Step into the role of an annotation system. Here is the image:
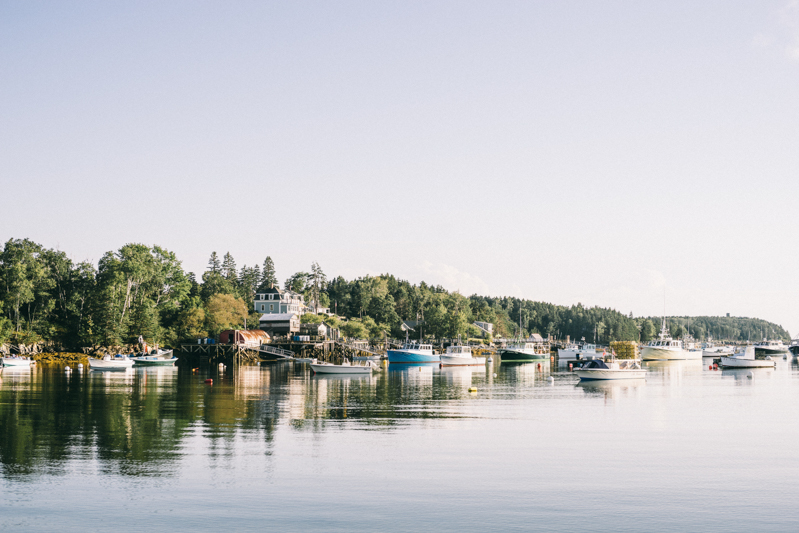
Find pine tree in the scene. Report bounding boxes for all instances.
[222,252,237,282]
[260,256,277,290]
[207,252,221,273]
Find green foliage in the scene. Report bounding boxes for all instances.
[285,272,309,293]
[300,313,325,324]
[204,293,247,335]
[258,256,277,291]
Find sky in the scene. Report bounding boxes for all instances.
[2,1,798,335]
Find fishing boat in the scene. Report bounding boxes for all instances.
[702,341,734,357]
[719,346,776,368]
[557,342,598,361]
[789,339,799,358]
[753,339,789,356]
[310,359,376,374]
[88,354,134,370]
[0,355,32,368]
[498,335,550,362]
[440,345,486,366]
[386,343,439,364]
[573,358,646,380]
[131,355,178,366]
[641,320,699,361]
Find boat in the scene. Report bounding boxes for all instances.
[573,358,646,380]
[1,355,33,368]
[498,335,550,362]
[440,345,486,366]
[310,359,376,374]
[557,342,598,361]
[702,341,734,357]
[131,355,178,366]
[88,354,134,370]
[789,339,799,358]
[641,319,700,361]
[753,339,789,356]
[386,343,439,364]
[719,346,776,368]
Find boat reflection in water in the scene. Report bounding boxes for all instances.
[720,367,775,383]
[576,378,646,399]
[497,360,550,386]
[439,366,484,389]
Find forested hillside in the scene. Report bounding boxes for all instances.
[0,238,790,348]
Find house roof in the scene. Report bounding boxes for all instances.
[259,313,298,321]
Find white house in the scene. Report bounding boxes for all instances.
[254,285,308,315]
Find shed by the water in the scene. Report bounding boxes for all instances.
[219,329,270,348]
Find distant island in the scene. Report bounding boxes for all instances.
[0,238,790,351]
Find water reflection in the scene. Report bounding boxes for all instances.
[576,378,646,399]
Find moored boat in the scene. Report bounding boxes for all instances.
[641,320,699,361]
[753,339,789,356]
[498,335,550,362]
[557,342,598,361]
[440,345,486,366]
[131,355,178,366]
[1,356,33,368]
[573,358,646,380]
[387,343,439,364]
[789,339,799,358]
[310,359,376,374]
[719,346,776,368]
[88,354,134,370]
[702,341,734,357]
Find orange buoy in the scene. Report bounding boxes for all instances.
[550,356,554,362]
[569,363,573,370]
[537,363,542,370]
[709,365,713,370]
[204,378,213,384]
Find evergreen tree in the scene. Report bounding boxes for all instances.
[259,256,277,291]
[222,252,237,283]
[207,252,221,273]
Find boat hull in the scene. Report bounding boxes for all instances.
[641,347,700,361]
[719,357,775,368]
[88,358,134,370]
[574,369,647,380]
[132,357,178,366]
[1,358,32,367]
[557,349,597,361]
[498,349,548,362]
[440,355,486,366]
[754,347,789,355]
[310,363,372,374]
[386,350,439,364]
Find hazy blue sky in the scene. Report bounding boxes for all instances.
[2,1,798,334]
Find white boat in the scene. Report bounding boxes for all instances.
[440,345,486,366]
[88,354,134,370]
[1,356,33,368]
[702,341,734,357]
[719,346,776,368]
[574,358,646,380]
[310,359,376,374]
[641,320,699,361]
[131,355,178,366]
[557,343,598,361]
[753,339,789,355]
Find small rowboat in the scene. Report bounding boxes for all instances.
[310,359,376,375]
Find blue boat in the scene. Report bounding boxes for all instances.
[387,343,439,364]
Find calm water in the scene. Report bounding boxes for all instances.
[2,357,799,532]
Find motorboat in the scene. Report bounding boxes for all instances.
[88,354,134,370]
[557,343,598,361]
[1,355,33,368]
[498,335,550,362]
[387,343,439,364]
[440,345,486,366]
[702,341,734,357]
[573,358,646,380]
[789,339,799,358]
[131,355,178,366]
[753,339,789,356]
[719,346,776,368]
[310,359,376,374]
[641,320,699,361]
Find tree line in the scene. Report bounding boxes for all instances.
[0,238,790,348]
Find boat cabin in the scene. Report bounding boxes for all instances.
[402,343,433,352]
[446,345,472,356]
[647,339,682,348]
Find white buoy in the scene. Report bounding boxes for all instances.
[65,366,71,372]
[77,363,83,369]
[548,376,554,384]
[784,354,788,360]
[487,357,493,363]
[493,373,497,378]
[747,371,754,379]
